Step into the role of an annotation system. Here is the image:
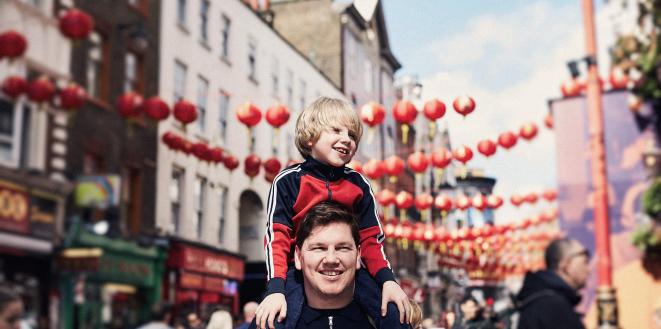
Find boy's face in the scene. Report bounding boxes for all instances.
[309,125,357,167]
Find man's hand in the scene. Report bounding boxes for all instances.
[381,281,410,324]
[255,293,287,329]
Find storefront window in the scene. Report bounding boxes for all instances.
[170,167,184,233]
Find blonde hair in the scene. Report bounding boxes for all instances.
[295,96,363,157]
[409,299,423,329]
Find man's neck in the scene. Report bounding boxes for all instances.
[304,283,354,309]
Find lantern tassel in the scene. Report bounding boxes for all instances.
[272,127,280,151]
[401,124,409,144]
[389,175,398,183]
[428,121,437,140]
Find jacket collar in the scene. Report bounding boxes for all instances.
[299,300,366,325]
[301,157,346,182]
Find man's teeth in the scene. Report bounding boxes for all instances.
[322,271,341,276]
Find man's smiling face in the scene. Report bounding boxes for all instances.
[294,222,360,308]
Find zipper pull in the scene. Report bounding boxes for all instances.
[328,316,333,329]
[325,180,332,200]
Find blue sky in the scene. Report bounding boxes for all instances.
[381,0,615,222]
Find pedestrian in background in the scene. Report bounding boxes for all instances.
[187,312,205,329]
[0,286,23,329]
[516,238,589,329]
[235,302,258,329]
[453,295,496,329]
[206,306,232,329]
[137,302,174,329]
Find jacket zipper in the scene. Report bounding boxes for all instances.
[325,180,332,201]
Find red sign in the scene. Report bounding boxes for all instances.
[0,180,29,234]
[203,276,224,293]
[179,272,204,289]
[168,243,244,280]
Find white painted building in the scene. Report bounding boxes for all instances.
[155,0,346,262]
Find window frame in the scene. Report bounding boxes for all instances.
[174,59,188,101]
[170,166,185,234]
[199,0,210,44]
[196,75,209,133]
[220,14,231,61]
[0,97,25,168]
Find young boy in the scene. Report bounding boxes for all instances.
[255,97,410,329]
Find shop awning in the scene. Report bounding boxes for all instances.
[0,232,52,254]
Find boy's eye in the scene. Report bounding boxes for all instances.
[332,127,341,133]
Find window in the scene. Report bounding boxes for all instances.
[196,76,208,132]
[286,69,293,110]
[218,186,227,243]
[174,60,187,101]
[200,0,209,43]
[220,15,231,59]
[124,52,144,93]
[248,39,257,81]
[271,57,279,97]
[177,0,187,27]
[218,90,230,142]
[0,99,23,166]
[193,176,207,239]
[170,167,184,234]
[364,60,374,93]
[87,31,109,100]
[299,80,306,111]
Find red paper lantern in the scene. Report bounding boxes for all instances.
[363,159,385,180]
[192,142,211,161]
[455,195,472,211]
[58,9,94,39]
[116,91,144,118]
[143,97,170,121]
[453,146,473,164]
[161,132,179,149]
[347,160,363,174]
[384,155,405,178]
[486,195,503,209]
[510,194,524,207]
[395,191,414,209]
[519,123,538,140]
[423,99,446,121]
[0,30,28,59]
[360,102,386,127]
[414,193,433,210]
[265,104,290,128]
[524,193,538,204]
[544,114,553,129]
[497,131,518,149]
[27,76,56,103]
[376,189,396,207]
[472,194,487,211]
[609,67,628,90]
[477,139,497,157]
[434,194,453,212]
[180,140,194,155]
[209,147,224,163]
[263,157,282,175]
[452,95,476,117]
[173,99,198,125]
[542,189,558,202]
[560,78,581,97]
[236,102,262,127]
[223,155,239,171]
[407,151,429,173]
[58,83,86,110]
[431,147,452,169]
[244,154,261,178]
[392,100,417,124]
[1,76,28,98]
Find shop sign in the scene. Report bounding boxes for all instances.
[169,244,244,280]
[179,272,203,289]
[0,180,29,234]
[29,192,57,240]
[98,253,154,286]
[57,256,100,272]
[203,276,224,293]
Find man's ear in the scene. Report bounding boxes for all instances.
[294,246,302,270]
[355,245,361,270]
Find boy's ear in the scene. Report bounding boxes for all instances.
[355,245,361,270]
[294,246,302,270]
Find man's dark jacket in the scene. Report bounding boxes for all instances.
[515,270,585,329]
[249,269,409,329]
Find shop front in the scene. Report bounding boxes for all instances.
[0,172,70,329]
[57,221,166,329]
[165,238,245,320]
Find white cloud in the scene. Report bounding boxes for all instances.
[416,1,616,223]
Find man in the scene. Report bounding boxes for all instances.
[236,302,258,329]
[186,312,204,329]
[516,238,590,329]
[137,303,173,329]
[0,286,22,329]
[452,295,495,329]
[251,201,408,329]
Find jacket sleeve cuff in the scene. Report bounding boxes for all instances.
[265,277,286,295]
[375,268,396,287]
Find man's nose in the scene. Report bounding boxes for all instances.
[323,249,341,263]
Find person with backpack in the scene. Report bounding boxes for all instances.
[515,238,590,329]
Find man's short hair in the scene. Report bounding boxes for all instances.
[0,286,20,312]
[294,96,363,158]
[545,238,576,271]
[150,302,173,321]
[460,294,478,306]
[295,201,360,248]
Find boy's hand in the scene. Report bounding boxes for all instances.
[381,281,410,324]
[256,293,287,329]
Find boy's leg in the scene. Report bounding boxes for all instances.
[354,268,405,328]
